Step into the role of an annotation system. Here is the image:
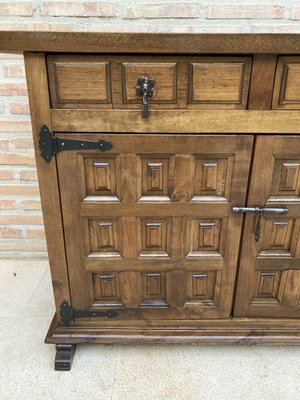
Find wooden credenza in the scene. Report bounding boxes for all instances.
[2,32,300,370]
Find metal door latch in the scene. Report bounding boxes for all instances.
[60,301,119,326]
[232,206,288,241]
[136,77,155,119]
[39,125,113,163]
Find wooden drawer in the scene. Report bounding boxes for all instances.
[273,56,300,109]
[47,55,252,110]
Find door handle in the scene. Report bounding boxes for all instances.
[232,206,289,241]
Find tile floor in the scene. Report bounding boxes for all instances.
[1,258,300,400]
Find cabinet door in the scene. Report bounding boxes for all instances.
[234,136,300,318]
[57,134,253,321]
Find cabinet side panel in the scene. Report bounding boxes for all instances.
[24,52,71,319]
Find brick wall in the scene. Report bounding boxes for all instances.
[0,0,299,258]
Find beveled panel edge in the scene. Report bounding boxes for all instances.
[1,33,300,54]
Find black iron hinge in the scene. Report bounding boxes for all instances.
[39,125,113,163]
[60,301,119,326]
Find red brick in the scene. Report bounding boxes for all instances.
[207,5,284,19]
[0,170,14,180]
[125,3,200,18]
[9,102,30,114]
[0,185,40,196]
[0,121,32,132]
[0,214,43,225]
[19,169,38,181]
[20,200,41,210]
[41,2,116,17]
[14,138,34,149]
[0,154,36,166]
[26,229,45,238]
[0,84,28,96]
[0,3,33,16]
[0,23,75,32]
[251,25,300,33]
[292,8,300,20]
[0,241,47,251]
[3,64,25,78]
[0,200,16,209]
[167,25,243,33]
[0,140,9,150]
[0,228,22,238]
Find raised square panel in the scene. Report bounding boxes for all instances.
[251,271,287,306]
[84,155,120,201]
[88,218,122,258]
[141,272,167,306]
[121,62,178,103]
[191,156,234,201]
[188,57,251,109]
[47,55,112,108]
[260,219,294,255]
[272,57,300,109]
[138,218,171,258]
[270,159,300,199]
[186,271,221,306]
[186,218,224,258]
[92,272,122,304]
[139,155,174,201]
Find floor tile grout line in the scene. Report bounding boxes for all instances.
[110,345,120,400]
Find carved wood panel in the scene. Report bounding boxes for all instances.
[57,134,253,319]
[234,136,300,318]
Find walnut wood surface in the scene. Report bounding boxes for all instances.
[1,32,300,54]
[235,136,300,318]
[50,109,300,133]
[248,54,277,110]
[24,53,71,317]
[56,133,252,319]
[273,56,300,110]
[46,314,300,345]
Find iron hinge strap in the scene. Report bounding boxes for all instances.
[39,125,113,163]
[60,301,119,326]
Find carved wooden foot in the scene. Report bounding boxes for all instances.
[54,344,76,371]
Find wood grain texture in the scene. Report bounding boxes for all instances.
[273,56,300,110]
[188,57,251,109]
[51,109,300,133]
[248,54,277,110]
[47,55,112,109]
[56,133,253,320]
[1,33,300,54]
[24,52,71,318]
[45,314,300,345]
[234,136,300,318]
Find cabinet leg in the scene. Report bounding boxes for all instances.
[54,344,76,371]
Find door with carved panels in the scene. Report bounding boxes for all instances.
[234,136,300,318]
[57,134,253,321]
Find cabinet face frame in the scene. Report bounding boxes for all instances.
[19,34,300,347]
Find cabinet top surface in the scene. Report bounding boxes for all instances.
[1,32,300,54]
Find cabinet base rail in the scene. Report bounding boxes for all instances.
[47,314,300,369]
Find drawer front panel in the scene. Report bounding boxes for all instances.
[47,55,112,108]
[56,134,253,320]
[47,55,252,110]
[188,57,251,108]
[272,56,300,109]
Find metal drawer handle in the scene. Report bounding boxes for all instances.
[136,77,155,119]
[232,206,288,241]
